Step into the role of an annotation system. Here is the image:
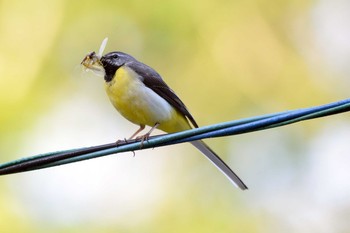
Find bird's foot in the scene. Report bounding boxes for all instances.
[135,133,151,148]
[115,138,128,146]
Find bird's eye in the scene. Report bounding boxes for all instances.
[112,54,119,59]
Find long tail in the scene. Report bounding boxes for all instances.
[190,140,248,190]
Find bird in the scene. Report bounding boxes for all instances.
[81,40,248,190]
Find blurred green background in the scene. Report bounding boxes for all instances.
[1,0,350,232]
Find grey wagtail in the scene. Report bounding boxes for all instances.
[81,38,247,190]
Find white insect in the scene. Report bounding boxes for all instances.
[97,37,108,58]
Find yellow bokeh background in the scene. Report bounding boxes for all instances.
[1,0,350,232]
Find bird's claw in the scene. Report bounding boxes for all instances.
[136,133,151,148]
[115,138,128,146]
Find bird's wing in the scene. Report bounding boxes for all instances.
[128,61,198,128]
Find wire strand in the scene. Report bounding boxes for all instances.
[0,98,349,175]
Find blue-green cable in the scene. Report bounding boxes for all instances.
[0,98,349,175]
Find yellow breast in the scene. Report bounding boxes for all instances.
[104,66,191,133]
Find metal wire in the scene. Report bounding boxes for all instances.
[1,98,349,175]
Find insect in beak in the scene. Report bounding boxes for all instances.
[81,38,108,77]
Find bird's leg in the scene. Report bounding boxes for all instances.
[128,125,146,140]
[116,125,145,146]
[136,122,160,147]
